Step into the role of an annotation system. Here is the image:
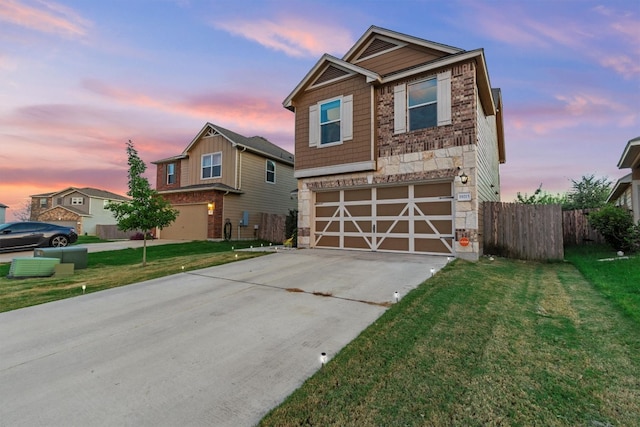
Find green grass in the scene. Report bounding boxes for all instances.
[0,240,269,312]
[564,245,640,323]
[260,254,640,426]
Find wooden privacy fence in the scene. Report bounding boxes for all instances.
[96,225,144,240]
[483,202,564,261]
[257,212,287,243]
[563,209,606,245]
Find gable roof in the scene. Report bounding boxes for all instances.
[606,172,632,203]
[283,54,381,110]
[617,136,640,169]
[342,25,463,63]
[282,26,497,117]
[153,123,294,166]
[31,187,129,200]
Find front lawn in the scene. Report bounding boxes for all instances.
[260,251,640,426]
[0,240,268,313]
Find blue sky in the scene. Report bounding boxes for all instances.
[1,0,638,220]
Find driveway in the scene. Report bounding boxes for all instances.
[0,248,448,426]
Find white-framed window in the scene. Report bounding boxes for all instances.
[39,198,47,207]
[408,78,437,130]
[166,163,176,184]
[266,160,276,183]
[394,70,451,134]
[202,152,222,179]
[71,197,83,205]
[309,94,353,148]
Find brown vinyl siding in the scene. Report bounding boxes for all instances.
[355,45,447,76]
[294,75,373,172]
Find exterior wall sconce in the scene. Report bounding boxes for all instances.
[459,172,469,184]
[207,202,215,215]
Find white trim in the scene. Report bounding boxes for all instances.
[351,35,408,64]
[294,161,376,178]
[265,159,276,184]
[201,151,222,179]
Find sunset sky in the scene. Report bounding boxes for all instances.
[1,0,638,221]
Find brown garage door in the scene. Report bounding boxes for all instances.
[159,204,208,240]
[314,183,454,255]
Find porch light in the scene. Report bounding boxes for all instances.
[459,172,469,184]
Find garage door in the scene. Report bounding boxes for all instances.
[160,205,208,240]
[314,183,454,255]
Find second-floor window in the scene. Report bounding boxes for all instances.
[166,163,176,184]
[71,197,83,205]
[309,95,353,148]
[266,160,276,183]
[202,152,222,179]
[39,198,47,207]
[408,78,437,131]
[394,70,451,134]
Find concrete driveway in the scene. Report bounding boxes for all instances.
[0,248,449,426]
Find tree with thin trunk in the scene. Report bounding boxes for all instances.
[107,140,179,266]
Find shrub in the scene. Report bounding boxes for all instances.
[588,205,639,252]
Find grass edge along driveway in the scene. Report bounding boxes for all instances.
[260,251,640,426]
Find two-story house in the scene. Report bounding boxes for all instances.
[607,136,640,223]
[283,26,506,260]
[30,187,129,235]
[152,123,296,241]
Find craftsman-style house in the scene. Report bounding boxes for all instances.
[152,123,296,241]
[30,187,129,235]
[283,26,506,260]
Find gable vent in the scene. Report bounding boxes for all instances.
[357,38,399,60]
[204,127,220,137]
[313,65,350,85]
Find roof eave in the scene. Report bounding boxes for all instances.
[617,136,640,169]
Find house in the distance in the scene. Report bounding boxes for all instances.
[152,123,296,241]
[283,26,506,260]
[0,203,7,224]
[30,187,129,235]
[608,136,640,223]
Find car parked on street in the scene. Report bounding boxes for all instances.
[0,221,78,252]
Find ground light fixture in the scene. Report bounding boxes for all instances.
[82,285,86,294]
[320,352,328,366]
[393,291,400,303]
[430,267,435,276]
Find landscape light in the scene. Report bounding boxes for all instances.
[320,352,328,366]
[393,291,400,303]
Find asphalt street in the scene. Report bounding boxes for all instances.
[0,247,448,426]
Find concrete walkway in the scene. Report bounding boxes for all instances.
[0,248,449,426]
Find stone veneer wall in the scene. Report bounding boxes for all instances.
[297,144,480,261]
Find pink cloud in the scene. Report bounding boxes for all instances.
[0,0,91,38]
[82,79,295,138]
[213,17,353,57]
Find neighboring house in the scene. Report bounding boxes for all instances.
[152,123,296,240]
[608,136,640,223]
[0,203,7,224]
[30,187,129,235]
[283,26,505,260]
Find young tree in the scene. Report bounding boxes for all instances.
[14,200,32,221]
[107,140,179,266]
[515,184,566,205]
[563,174,611,210]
